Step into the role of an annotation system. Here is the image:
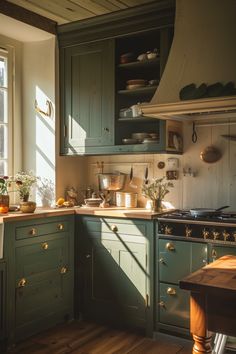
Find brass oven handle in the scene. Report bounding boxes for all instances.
[167,287,176,295]
[18,278,27,288]
[58,223,64,231]
[42,242,49,250]
[164,226,173,235]
[165,242,175,251]
[29,228,37,236]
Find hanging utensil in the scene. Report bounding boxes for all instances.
[144,166,149,184]
[200,145,222,163]
[129,167,137,189]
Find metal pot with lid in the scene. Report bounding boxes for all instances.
[98,173,126,191]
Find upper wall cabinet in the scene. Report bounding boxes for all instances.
[58,1,177,155]
[60,40,114,154]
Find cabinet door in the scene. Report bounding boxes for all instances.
[0,262,5,341]
[62,40,114,153]
[158,239,207,283]
[78,217,152,329]
[209,244,236,262]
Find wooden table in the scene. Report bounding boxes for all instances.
[179,255,236,354]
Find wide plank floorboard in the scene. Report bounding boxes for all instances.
[5,321,193,354]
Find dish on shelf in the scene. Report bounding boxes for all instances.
[142,138,159,144]
[126,84,146,90]
[131,132,150,142]
[122,138,139,145]
[126,79,147,85]
[120,52,135,64]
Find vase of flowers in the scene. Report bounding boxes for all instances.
[14,171,38,213]
[141,176,173,212]
[0,176,10,213]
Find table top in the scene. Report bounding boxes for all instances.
[179,255,236,296]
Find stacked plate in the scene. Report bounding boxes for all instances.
[126,79,147,90]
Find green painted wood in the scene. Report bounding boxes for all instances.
[15,220,69,240]
[62,39,114,152]
[4,215,75,345]
[158,239,206,283]
[208,244,236,263]
[159,283,190,329]
[76,216,153,333]
[0,261,5,341]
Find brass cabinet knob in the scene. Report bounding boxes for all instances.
[29,228,37,236]
[167,287,176,295]
[60,266,68,274]
[159,258,165,264]
[212,231,220,240]
[58,223,64,231]
[111,224,118,232]
[18,278,27,288]
[164,226,173,235]
[158,301,166,308]
[185,226,192,238]
[165,242,175,251]
[42,242,48,250]
[202,228,209,239]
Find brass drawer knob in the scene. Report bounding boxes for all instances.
[60,266,68,274]
[42,242,49,250]
[158,301,166,308]
[58,223,64,231]
[167,287,176,295]
[159,258,165,264]
[165,242,175,251]
[212,249,217,260]
[29,228,37,236]
[18,278,27,288]
[111,224,118,232]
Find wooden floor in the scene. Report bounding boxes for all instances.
[4,321,193,354]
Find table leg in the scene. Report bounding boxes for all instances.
[190,292,213,354]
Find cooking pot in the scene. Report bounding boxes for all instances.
[189,205,229,217]
[98,173,126,191]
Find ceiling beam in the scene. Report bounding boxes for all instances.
[0,0,57,34]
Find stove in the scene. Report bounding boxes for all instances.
[158,210,236,244]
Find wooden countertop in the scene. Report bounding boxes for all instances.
[180,255,236,296]
[0,206,169,223]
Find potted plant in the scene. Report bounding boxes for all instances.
[141,176,173,212]
[14,171,38,213]
[0,176,11,213]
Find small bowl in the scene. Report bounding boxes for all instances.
[122,138,138,145]
[131,132,149,142]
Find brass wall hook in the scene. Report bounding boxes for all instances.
[35,99,53,118]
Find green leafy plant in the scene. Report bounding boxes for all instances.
[141,176,173,201]
[0,176,11,195]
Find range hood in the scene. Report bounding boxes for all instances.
[141,0,236,119]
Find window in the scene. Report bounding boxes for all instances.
[0,48,11,175]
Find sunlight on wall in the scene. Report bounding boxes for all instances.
[35,86,55,206]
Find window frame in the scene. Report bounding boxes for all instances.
[0,46,13,176]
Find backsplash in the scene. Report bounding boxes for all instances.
[86,118,236,211]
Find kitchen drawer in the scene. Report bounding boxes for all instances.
[158,283,190,329]
[15,220,68,240]
[82,217,147,237]
[158,239,207,284]
[15,236,68,279]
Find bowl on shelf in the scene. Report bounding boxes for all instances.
[131,132,150,142]
[122,138,139,145]
[120,52,135,64]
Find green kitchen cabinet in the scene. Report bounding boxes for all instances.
[58,2,177,156]
[156,238,207,333]
[76,216,153,334]
[0,261,5,342]
[60,39,115,155]
[4,215,74,344]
